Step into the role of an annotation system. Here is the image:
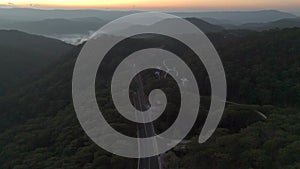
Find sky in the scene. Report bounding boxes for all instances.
[1,0,300,13]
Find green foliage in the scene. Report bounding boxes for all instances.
[214,28,300,106]
[0,30,73,96]
[172,108,300,169]
[0,28,300,168]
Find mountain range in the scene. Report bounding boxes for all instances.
[0,8,299,44]
[0,8,297,25]
[0,28,299,169]
[0,17,106,35]
[236,17,300,31]
[0,8,300,169]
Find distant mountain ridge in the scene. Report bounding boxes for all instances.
[0,17,106,35]
[174,10,297,24]
[0,8,296,25]
[96,17,224,37]
[0,8,135,21]
[238,17,300,31]
[0,8,297,44]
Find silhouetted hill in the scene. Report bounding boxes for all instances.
[185,17,224,32]
[200,17,233,26]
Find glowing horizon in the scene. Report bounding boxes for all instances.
[1,0,300,10]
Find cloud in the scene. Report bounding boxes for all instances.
[0,2,15,8]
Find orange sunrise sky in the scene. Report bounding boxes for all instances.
[1,0,300,11]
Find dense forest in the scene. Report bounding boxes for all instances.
[0,27,299,169]
[0,30,73,96]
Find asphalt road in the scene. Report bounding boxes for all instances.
[134,75,162,169]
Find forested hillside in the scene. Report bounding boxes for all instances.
[0,28,299,169]
[0,30,73,95]
[213,28,300,106]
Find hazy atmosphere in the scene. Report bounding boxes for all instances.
[0,0,300,14]
[0,1,299,169]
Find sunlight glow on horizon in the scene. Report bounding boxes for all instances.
[1,0,300,10]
